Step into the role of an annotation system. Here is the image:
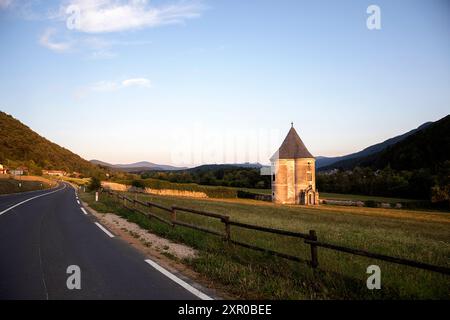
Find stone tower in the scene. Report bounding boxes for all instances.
[271,124,319,205]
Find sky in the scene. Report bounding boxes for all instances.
[0,0,449,166]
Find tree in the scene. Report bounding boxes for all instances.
[88,176,101,191]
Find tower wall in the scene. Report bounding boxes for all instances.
[272,158,317,205]
[272,159,295,204]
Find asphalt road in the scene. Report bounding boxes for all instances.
[0,183,206,300]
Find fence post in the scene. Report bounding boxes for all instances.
[171,207,177,228]
[223,217,231,242]
[309,230,319,269]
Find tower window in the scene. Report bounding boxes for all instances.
[272,174,276,182]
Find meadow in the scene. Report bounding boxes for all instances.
[109,177,424,206]
[81,190,450,299]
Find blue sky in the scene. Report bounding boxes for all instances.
[0,0,449,166]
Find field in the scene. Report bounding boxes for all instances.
[109,178,427,206]
[0,175,54,194]
[81,190,450,299]
[60,176,90,186]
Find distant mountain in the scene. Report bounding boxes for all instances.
[0,111,102,175]
[90,160,187,172]
[317,121,433,168]
[186,163,263,173]
[90,159,112,167]
[90,160,263,173]
[321,115,450,171]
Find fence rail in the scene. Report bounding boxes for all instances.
[103,189,450,276]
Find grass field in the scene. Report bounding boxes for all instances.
[108,178,426,206]
[81,190,450,299]
[0,176,53,194]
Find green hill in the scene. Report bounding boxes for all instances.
[322,115,450,171]
[317,115,450,204]
[0,111,102,176]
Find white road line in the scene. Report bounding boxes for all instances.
[80,207,88,215]
[77,200,80,205]
[0,184,66,216]
[144,259,213,300]
[95,222,114,238]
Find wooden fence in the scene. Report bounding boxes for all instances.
[103,189,450,276]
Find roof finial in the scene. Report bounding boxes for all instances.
[291,121,293,128]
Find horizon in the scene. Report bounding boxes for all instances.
[2,108,446,168]
[1,0,449,166]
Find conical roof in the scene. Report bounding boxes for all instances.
[271,126,313,161]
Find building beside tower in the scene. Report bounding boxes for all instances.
[270,124,319,205]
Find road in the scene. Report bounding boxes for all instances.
[0,183,209,300]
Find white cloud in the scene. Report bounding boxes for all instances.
[61,0,203,33]
[122,78,151,88]
[38,28,72,52]
[38,27,153,55]
[88,77,151,93]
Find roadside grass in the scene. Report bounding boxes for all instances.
[80,191,450,299]
[0,178,52,194]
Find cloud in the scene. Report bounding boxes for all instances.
[38,28,72,52]
[88,77,152,93]
[122,78,151,88]
[38,28,153,56]
[61,0,204,33]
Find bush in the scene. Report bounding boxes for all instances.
[88,176,101,191]
[131,179,145,189]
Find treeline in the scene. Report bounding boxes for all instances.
[317,162,450,205]
[140,167,270,189]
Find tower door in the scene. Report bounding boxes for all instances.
[309,193,312,205]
